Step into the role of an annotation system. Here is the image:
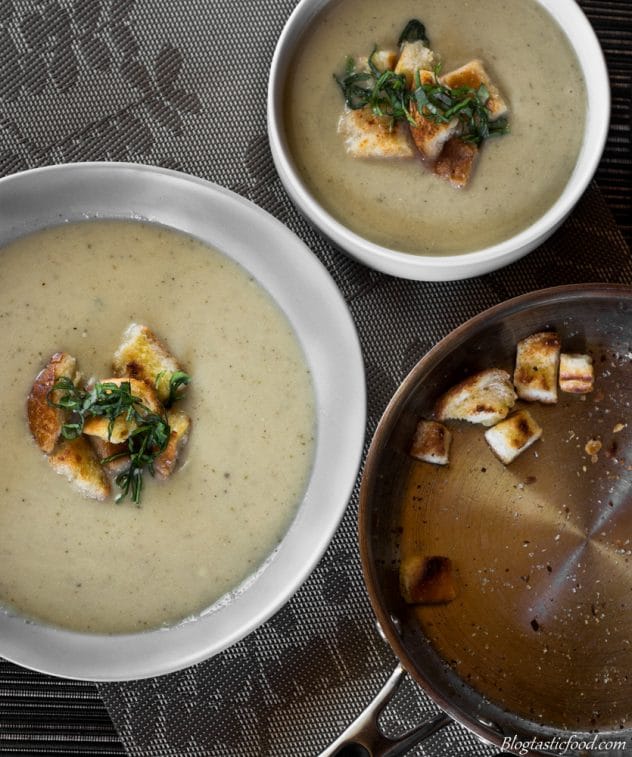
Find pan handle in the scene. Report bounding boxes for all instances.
[320,665,452,757]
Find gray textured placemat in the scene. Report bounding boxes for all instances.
[1,0,631,755]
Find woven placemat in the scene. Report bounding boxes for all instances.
[0,0,631,754]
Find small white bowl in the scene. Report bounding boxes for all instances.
[268,0,610,281]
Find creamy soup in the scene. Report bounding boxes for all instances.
[284,0,586,255]
[0,220,315,634]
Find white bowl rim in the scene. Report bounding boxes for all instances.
[0,161,366,681]
[267,0,611,281]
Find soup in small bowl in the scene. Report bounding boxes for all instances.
[268,0,610,280]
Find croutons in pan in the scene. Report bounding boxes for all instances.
[359,285,632,747]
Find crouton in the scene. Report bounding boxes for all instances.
[48,436,111,501]
[433,137,479,188]
[559,353,594,394]
[27,352,78,454]
[337,49,414,159]
[484,409,542,464]
[400,554,457,604]
[409,420,451,465]
[408,91,460,162]
[88,436,130,476]
[395,40,435,89]
[82,378,163,444]
[154,409,191,480]
[356,49,399,73]
[514,332,561,404]
[113,323,185,404]
[337,107,415,159]
[435,368,517,427]
[441,59,508,122]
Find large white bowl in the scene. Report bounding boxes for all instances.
[0,162,366,681]
[268,0,610,281]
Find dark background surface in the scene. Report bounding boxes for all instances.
[0,0,630,754]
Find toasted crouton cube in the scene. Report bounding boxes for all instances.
[433,138,479,188]
[410,420,452,465]
[408,98,459,162]
[154,409,191,480]
[395,40,435,89]
[88,436,130,476]
[441,60,508,121]
[355,49,399,73]
[83,378,163,444]
[435,368,517,427]
[514,332,561,403]
[113,323,185,404]
[400,555,457,604]
[48,437,111,501]
[484,409,542,464]
[337,49,414,159]
[27,352,78,454]
[559,353,594,394]
[337,107,415,159]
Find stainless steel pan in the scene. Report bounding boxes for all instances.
[328,284,632,756]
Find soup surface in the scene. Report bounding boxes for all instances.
[0,220,315,633]
[284,0,586,255]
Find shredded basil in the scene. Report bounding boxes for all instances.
[334,20,509,145]
[48,377,182,505]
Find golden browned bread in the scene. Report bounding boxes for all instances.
[435,368,517,427]
[409,419,451,465]
[441,59,508,121]
[27,352,78,454]
[113,323,184,404]
[484,409,543,464]
[48,436,111,501]
[400,554,457,604]
[514,331,561,403]
[337,107,415,159]
[82,378,163,443]
[559,353,594,394]
[356,49,399,73]
[88,436,130,476]
[394,40,435,89]
[154,409,191,480]
[408,70,460,162]
[433,138,479,188]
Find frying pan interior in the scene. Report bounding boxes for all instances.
[360,285,632,752]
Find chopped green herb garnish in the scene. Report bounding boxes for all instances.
[398,19,429,46]
[165,370,192,407]
[48,377,173,505]
[334,20,509,145]
[413,68,509,145]
[335,48,415,128]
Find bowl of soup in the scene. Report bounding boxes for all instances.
[268,0,610,280]
[0,162,366,680]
